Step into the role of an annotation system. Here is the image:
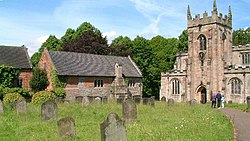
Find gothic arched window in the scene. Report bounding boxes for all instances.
[171,79,181,95]
[230,78,241,94]
[199,34,206,50]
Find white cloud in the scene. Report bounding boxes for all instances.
[103,31,117,44]
[25,35,49,56]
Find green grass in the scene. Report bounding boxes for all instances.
[0,101,233,141]
[225,103,250,112]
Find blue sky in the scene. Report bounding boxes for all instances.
[0,0,249,56]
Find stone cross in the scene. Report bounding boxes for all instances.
[82,96,90,106]
[41,100,57,121]
[16,99,27,113]
[57,117,76,138]
[122,99,137,123]
[167,98,174,106]
[100,113,127,141]
[0,100,3,113]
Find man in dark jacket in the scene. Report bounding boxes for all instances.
[211,93,216,108]
[216,91,222,108]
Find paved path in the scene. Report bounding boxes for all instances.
[221,108,250,141]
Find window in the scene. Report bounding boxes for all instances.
[242,53,250,64]
[199,34,206,50]
[17,78,23,88]
[94,80,103,87]
[230,78,241,94]
[171,79,181,95]
[128,80,136,87]
[43,63,46,70]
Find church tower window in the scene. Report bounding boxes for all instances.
[230,78,241,94]
[171,79,181,95]
[242,53,250,64]
[199,34,207,50]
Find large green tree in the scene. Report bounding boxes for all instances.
[233,27,250,46]
[110,36,133,56]
[178,29,188,51]
[29,67,48,92]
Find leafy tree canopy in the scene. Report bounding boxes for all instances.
[233,27,250,46]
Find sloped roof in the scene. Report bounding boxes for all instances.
[0,45,32,69]
[48,51,142,78]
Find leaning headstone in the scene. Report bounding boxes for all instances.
[100,113,127,141]
[57,117,76,138]
[247,96,250,109]
[0,100,3,113]
[102,96,108,104]
[122,99,137,123]
[41,100,57,121]
[75,96,83,104]
[161,96,167,102]
[16,99,27,113]
[82,96,90,106]
[189,99,197,106]
[167,98,174,106]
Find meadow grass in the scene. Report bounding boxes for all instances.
[0,101,233,141]
[225,103,250,112]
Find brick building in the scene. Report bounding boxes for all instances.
[39,49,142,100]
[0,45,32,90]
[160,0,250,104]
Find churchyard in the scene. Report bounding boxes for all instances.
[0,99,234,141]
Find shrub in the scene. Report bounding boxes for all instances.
[31,91,56,104]
[0,65,20,88]
[0,87,31,100]
[3,93,24,104]
[30,67,48,92]
[53,88,66,98]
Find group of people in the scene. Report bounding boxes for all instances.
[211,91,225,108]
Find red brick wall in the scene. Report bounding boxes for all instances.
[39,49,53,91]
[84,77,113,87]
[19,69,32,90]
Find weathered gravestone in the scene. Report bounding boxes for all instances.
[57,117,76,138]
[133,95,141,104]
[100,113,127,141]
[149,97,155,107]
[41,100,57,121]
[142,98,148,105]
[55,97,64,103]
[161,96,166,102]
[75,96,83,104]
[117,97,124,104]
[102,96,108,104]
[16,99,27,113]
[122,99,137,123]
[82,96,90,106]
[167,98,174,106]
[0,100,3,113]
[247,96,250,109]
[189,99,197,106]
[94,97,102,104]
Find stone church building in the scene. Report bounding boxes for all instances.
[160,0,250,104]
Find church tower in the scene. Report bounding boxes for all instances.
[186,0,232,103]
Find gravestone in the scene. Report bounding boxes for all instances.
[149,97,155,107]
[247,96,250,109]
[142,98,148,105]
[16,99,27,113]
[117,98,124,104]
[100,113,127,141]
[161,96,166,102]
[57,117,76,138]
[55,97,64,103]
[167,98,174,106]
[82,96,90,106]
[133,95,141,104]
[189,99,197,106]
[102,96,108,104]
[122,99,137,123]
[94,97,102,104]
[228,100,233,104]
[0,100,3,113]
[75,96,83,103]
[41,100,57,121]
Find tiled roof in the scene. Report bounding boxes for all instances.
[48,51,142,77]
[0,45,32,69]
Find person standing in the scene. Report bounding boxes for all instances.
[216,91,222,108]
[211,93,216,108]
[221,95,225,108]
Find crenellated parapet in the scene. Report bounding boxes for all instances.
[187,0,232,28]
[232,44,250,51]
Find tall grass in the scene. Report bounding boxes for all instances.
[0,101,233,141]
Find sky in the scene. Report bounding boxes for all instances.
[0,0,249,56]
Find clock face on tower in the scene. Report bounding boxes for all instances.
[199,52,205,61]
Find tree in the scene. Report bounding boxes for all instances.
[29,67,48,92]
[233,27,250,46]
[0,65,19,88]
[178,29,188,51]
[110,36,133,56]
[61,28,75,45]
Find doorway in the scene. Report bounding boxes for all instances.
[200,87,207,104]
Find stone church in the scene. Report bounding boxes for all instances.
[160,0,250,104]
